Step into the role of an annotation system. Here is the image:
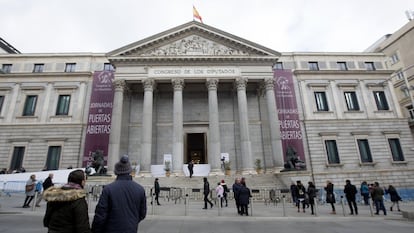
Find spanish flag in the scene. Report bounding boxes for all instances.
[193,5,203,23]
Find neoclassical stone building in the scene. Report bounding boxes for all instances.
[1,22,413,187]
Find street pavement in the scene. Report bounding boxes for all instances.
[1,192,414,233]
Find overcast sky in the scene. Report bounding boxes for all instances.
[1,0,412,53]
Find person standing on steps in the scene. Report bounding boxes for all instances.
[307,181,317,215]
[344,179,358,215]
[221,179,229,207]
[232,177,242,214]
[202,177,213,209]
[152,178,161,205]
[188,160,194,178]
[325,180,336,214]
[360,181,370,205]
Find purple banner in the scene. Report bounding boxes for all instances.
[273,69,306,165]
[82,71,115,167]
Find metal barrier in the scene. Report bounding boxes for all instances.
[1,181,26,196]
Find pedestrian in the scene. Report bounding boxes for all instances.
[372,182,387,215]
[35,173,54,207]
[22,174,36,208]
[34,179,42,207]
[202,177,214,209]
[232,177,242,214]
[216,182,224,207]
[290,181,298,207]
[43,169,90,233]
[385,185,401,212]
[307,181,316,215]
[325,180,336,214]
[92,155,147,233]
[237,178,251,216]
[296,180,306,213]
[152,178,161,205]
[360,181,370,205]
[343,179,358,215]
[188,160,194,178]
[221,179,229,207]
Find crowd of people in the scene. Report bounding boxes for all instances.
[14,161,405,232]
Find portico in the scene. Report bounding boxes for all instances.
[106,21,284,176]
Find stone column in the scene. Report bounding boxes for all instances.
[141,78,155,173]
[206,78,221,173]
[264,78,284,169]
[172,78,184,174]
[107,79,126,174]
[235,77,253,172]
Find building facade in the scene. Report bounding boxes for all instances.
[1,22,413,188]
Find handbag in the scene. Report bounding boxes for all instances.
[25,184,34,192]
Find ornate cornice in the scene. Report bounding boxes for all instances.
[113,79,127,91]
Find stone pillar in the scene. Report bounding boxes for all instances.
[107,79,126,174]
[235,77,253,172]
[206,78,221,173]
[141,78,155,173]
[264,78,284,169]
[172,78,184,174]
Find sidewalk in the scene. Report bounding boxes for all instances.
[2,192,413,220]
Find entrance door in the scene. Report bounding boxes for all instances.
[186,133,207,164]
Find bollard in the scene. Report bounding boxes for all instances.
[314,198,318,217]
[369,199,374,217]
[218,196,221,216]
[32,191,38,211]
[152,193,155,215]
[185,194,189,216]
[340,195,346,216]
[282,195,286,217]
[250,197,253,217]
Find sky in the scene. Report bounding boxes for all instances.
[1,0,413,53]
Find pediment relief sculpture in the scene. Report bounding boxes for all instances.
[140,35,249,56]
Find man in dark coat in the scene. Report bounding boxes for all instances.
[343,179,358,215]
[152,178,161,205]
[187,160,194,178]
[237,178,251,216]
[232,177,242,214]
[35,173,54,207]
[92,155,147,233]
[202,177,214,209]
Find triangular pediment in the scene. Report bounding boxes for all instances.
[107,21,280,62]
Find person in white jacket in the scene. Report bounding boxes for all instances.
[215,182,224,207]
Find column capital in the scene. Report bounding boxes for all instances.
[264,77,276,90]
[143,78,156,91]
[235,77,248,91]
[206,78,219,90]
[172,78,185,91]
[113,79,127,91]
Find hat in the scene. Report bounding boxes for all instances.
[114,155,132,175]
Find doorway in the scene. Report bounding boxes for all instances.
[186,133,207,164]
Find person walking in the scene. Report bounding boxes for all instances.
[325,180,336,214]
[43,169,90,233]
[360,181,370,205]
[344,179,358,215]
[22,174,36,208]
[307,181,317,215]
[92,155,147,233]
[152,178,161,205]
[187,160,194,178]
[35,173,54,207]
[221,179,229,207]
[290,182,298,207]
[202,177,214,209]
[385,185,402,212]
[215,182,224,207]
[296,180,306,213]
[232,177,242,214]
[237,178,251,216]
[372,182,387,215]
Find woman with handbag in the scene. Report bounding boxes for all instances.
[325,180,336,214]
[22,174,36,208]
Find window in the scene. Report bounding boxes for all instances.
[357,139,373,163]
[56,95,71,115]
[314,92,329,111]
[407,105,414,120]
[402,88,410,98]
[388,138,404,161]
[325,140,340,164]
[46,146,61,170]
[65,63,76,72]
[308,62,319,71]
[395,70,404,80]
[344,92,360,111]
[1,64,12,73]
[10,146,25,170]
[33,63,44,73]
[0,95,4,113]
[365,62,376,71]
[23,95,38,116]
[273,62,284,70]
[103,63,114,71]
[373,91,389,110]
[337,62,348,71]
[390,53,399,64]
